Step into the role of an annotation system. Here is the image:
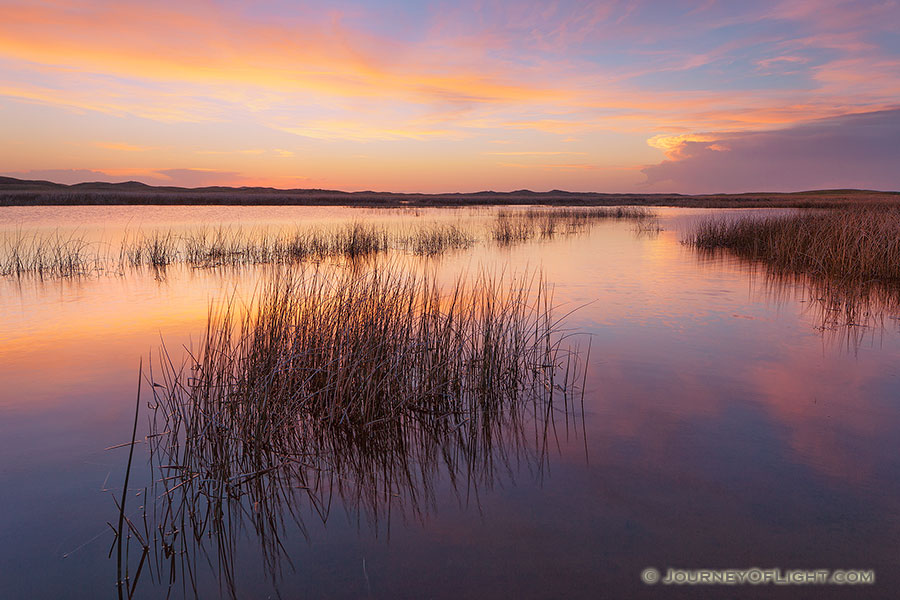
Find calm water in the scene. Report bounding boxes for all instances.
[1,206,899,599]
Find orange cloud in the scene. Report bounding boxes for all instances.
[276,120,464,142]
[647,133,720,159]
[94,142,156,152]
[2,0,899,191]
[482,151,587,156]
[0,2,567,111]
[497,162,601,171]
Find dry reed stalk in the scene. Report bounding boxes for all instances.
[126,262,587,597]
[0,228,104,278]
[492,206,657,244]
[3,207,658,277]
[687,207,900,281]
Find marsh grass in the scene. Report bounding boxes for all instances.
[492,212,536,245]
[1,223,402,278]
[688,207,900,336]
[2,207,657,278]
[178,223,389,267]
[527,206,656,221]
[688,207,900,281]
[120,263,587,597]
[0,228,105,277]
[397,224,475,256]
[120,230,179,269]
[130,223,391,270]
[492,206,656,245]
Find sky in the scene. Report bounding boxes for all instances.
[1,0,899,193]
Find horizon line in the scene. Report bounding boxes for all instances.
[2,175,898,197]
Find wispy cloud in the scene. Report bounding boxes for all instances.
[94,142,156,152]
[482,151,587,156]
[276,120,464,142]
[497,162,601,171]
[194,149,266,156]
[1,0,899,191]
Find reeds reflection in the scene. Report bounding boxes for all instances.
[689,248,900,350]
[759,271,900,350]
[687,207,900,348]
[119,263,588,598]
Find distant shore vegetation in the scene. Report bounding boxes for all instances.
[1,176,898,208]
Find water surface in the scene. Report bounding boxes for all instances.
[1,206,898,599]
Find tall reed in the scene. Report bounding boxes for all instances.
[493,206,656,244]
[397,224,475,256]
[2,207,658,278]
[0,229,104,277]
[120,230,178,268]
[127,263,587,597]
[687,207,900,281]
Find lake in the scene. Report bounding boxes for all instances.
[1,205,898,599]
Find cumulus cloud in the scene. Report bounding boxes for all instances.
[641,109,900,193]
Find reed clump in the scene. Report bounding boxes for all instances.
[2,222,473,277]
[687,207,900,282]
[329,222,390,258]
[121,230,178,268]
[0,229,103,277]
[492,212,536,245]
[397,224,475,256]
[178,223,389,267]
[688,207,900,337]
[131,263,586,596]
[521,206,655,222]
[149,264,579,471]
[492,206,656,244]
[2,207,658,278]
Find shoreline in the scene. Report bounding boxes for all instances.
[2,189,899,209]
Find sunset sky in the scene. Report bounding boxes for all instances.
[1,0,898,193]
